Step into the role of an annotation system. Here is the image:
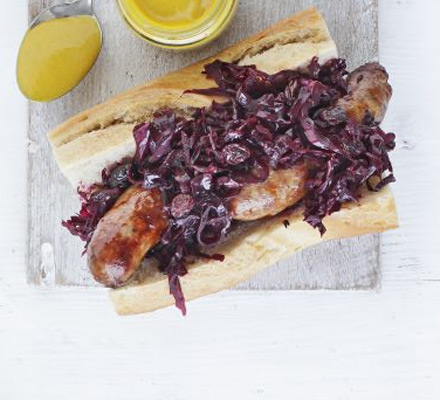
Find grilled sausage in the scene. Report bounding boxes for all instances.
[88,186,168,287]
[231,63,392,221]
[229,165,308,221]
[321,62,392,124]
[88,62,392,283]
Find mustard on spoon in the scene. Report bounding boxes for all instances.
[17,0,102,102]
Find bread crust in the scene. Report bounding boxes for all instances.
[48,7,337,185]
[111,186,398,315]
[47,7,398,315]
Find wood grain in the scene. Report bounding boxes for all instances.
[27,0,379,289]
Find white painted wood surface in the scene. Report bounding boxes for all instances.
[1,0,440,399]
[27,0,381,290]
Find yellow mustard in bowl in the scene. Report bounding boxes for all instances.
[17,15,102,102]
[117,0,238,49]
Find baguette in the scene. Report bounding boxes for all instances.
[48,7,398,315]
[112,186,397,315]
[48,7,337,185]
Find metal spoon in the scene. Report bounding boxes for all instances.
[30,0,99,29]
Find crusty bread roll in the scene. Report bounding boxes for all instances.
[48,7,337,185]
[111,186,397,315]
[48,8,398,315]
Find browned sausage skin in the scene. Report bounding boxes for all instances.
[321,62,392,124]
[88,186,168,287]
[229,164,308,221]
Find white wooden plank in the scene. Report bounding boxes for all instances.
[0,283,439,400]
[378,0,440,283]
[0,0,28,290]
[27,0,381,290]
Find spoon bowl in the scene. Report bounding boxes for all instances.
[17,0,103,102]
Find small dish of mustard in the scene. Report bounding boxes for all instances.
[117,0,238,49]
[16,0,102,102]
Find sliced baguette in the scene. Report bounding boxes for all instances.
[47,7,398,316]
[111,186,397,315]
[48,7,337,185]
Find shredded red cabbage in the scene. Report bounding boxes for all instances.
[63,58,395,313]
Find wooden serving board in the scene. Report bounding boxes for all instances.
[28,0,379,289]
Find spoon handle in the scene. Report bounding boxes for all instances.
[50,0,93,19]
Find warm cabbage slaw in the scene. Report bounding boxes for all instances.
[63,58,396,314]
